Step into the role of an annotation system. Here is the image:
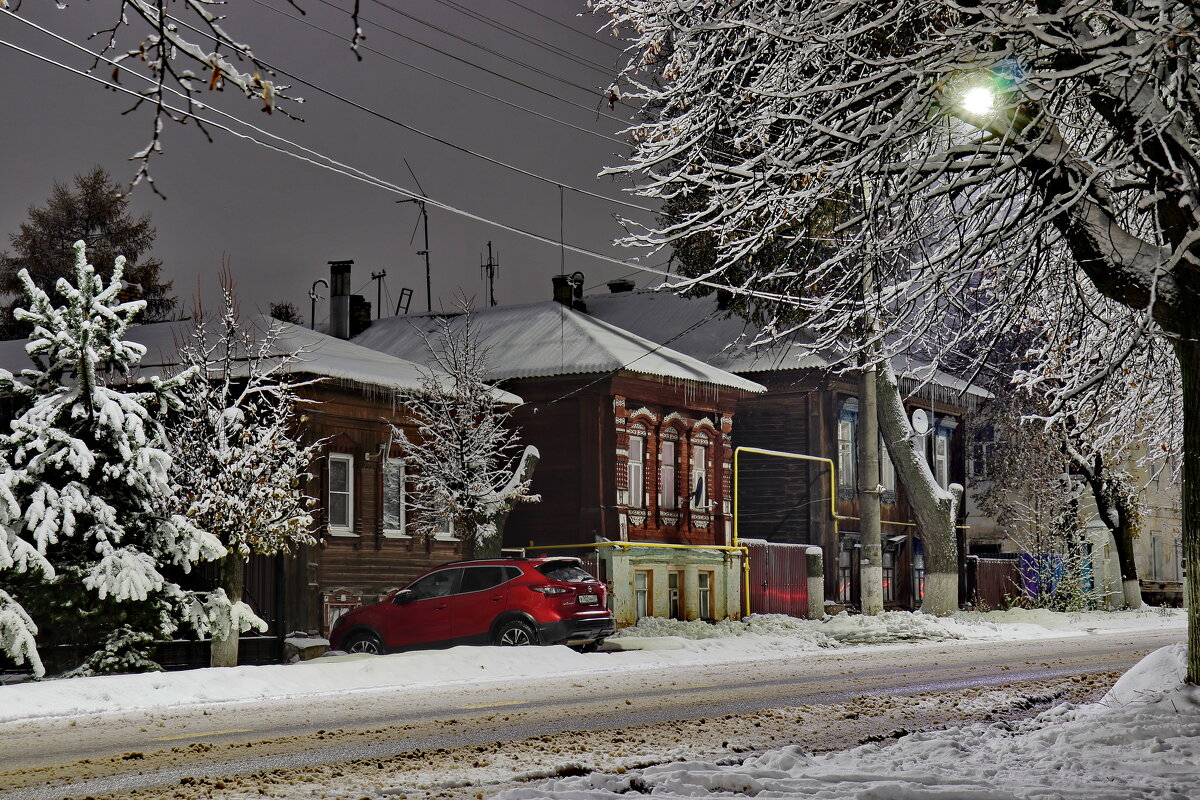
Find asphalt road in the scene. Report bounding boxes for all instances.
[0,627,1182,799]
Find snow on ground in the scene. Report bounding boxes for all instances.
[0,608,1184,724]
[492,642,1200,800]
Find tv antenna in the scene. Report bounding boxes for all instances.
[480,241,499,307]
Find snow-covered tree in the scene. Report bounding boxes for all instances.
[397,305,539,560]
[0,242,232,677]
[596,1,1200,672]
[168,288,322,667]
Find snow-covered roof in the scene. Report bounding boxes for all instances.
[352,301,766,394]
[0,315,522,404]
[582,290,990,402]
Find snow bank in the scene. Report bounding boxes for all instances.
[0,609,1182,724]
[493,644,1200,800]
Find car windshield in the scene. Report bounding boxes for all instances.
[537,562,595,583]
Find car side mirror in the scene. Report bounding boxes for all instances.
[393,589,414,605]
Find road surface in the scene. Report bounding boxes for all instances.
[0,627,1180,799]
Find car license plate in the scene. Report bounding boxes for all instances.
[577,593,599,605]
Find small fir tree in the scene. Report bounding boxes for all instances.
[0,242,234,677]
[397,305,539,559]
[168,288,322,667]
[1,168,177,336]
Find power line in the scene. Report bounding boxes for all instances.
[108,1,658,215]
[0,22,816,305]
[240,0,627,146]
[424,0,617,79]
[360,0,629,108]
[496,0,625,53]
[301,0,633,127]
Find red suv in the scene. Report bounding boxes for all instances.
[328,557,614,654]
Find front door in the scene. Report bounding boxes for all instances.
[382,567,461,649]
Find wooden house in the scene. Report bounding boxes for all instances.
[353,290,766,626]
[0,313,521,657]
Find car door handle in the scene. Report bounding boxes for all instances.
[491,595,502,602]
[435,604,448,611]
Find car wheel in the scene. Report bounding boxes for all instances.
[343,631,384,655]
[494,619,536,647]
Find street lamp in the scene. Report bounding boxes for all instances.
[960,85,995,117]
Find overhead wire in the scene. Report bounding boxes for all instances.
[423,0,617,78]
[360,0,630,107]
[125,1,662,216]
[496,0,626,53]
[0,28,805,307]
[299,0,634,127]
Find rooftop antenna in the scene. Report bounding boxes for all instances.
[308,279,328,330]
[396,159,432,313]
[370,270,387,319]
[480,241,499,307]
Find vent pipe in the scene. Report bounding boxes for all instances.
[329,260,353,339]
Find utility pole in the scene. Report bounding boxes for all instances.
[398,199,431,313]
[308,279,328,331]
[371,270,387,319]
[480,241,499,307]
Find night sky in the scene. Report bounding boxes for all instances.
[0,1,660,326]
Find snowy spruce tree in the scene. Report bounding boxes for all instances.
[0,242,232,677]
[168,288,322,667]
[397,305,539,559]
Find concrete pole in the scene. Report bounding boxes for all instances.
[806,546,825,619]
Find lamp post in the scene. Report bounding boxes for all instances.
[397,198,431,313]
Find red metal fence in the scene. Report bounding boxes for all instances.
[968,555,1023,610]
[745,539,810,617]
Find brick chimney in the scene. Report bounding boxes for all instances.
[552,272,587,312]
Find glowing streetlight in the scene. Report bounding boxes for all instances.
[960,85,995,116]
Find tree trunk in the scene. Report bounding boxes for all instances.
[1075,453,1143,609]
[470,446,541,561]
[1175,337,1200,684]
[858,363,883,615]
[875,362,962,616]
[210,551,245,668]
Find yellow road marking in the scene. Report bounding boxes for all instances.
[461,700,527,710]
[152,728,252,742]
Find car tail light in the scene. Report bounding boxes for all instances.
[529,585,570,595]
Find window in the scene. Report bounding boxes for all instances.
[634,570,652,619]
[327,453,354,534]
[837,399,858,493]
[407,568,461,600]
[698,571,712,619]
[660,439,678,510]
[459,566,515,593]
[934,429,951,489]
[879,436,896,496]
[433,501,456,541]
[536,562,595,582]
[690,443,708,510]
[882,549,896,603]
[628,434,645,509]
[667,570,682,618]
[382,458,406,537]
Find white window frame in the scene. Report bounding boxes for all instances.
[934,429,951,489]
[327,453,355,536]
[698,571,712,619]
[837,418,856,491]
[382,457,407,538]
[879,435,897,494]
[690,443,708,510]
[432,499,458,541]
[660,439,678,510]
[667,570,682,619]
[634,569,651,620]
[628,434,646,509]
